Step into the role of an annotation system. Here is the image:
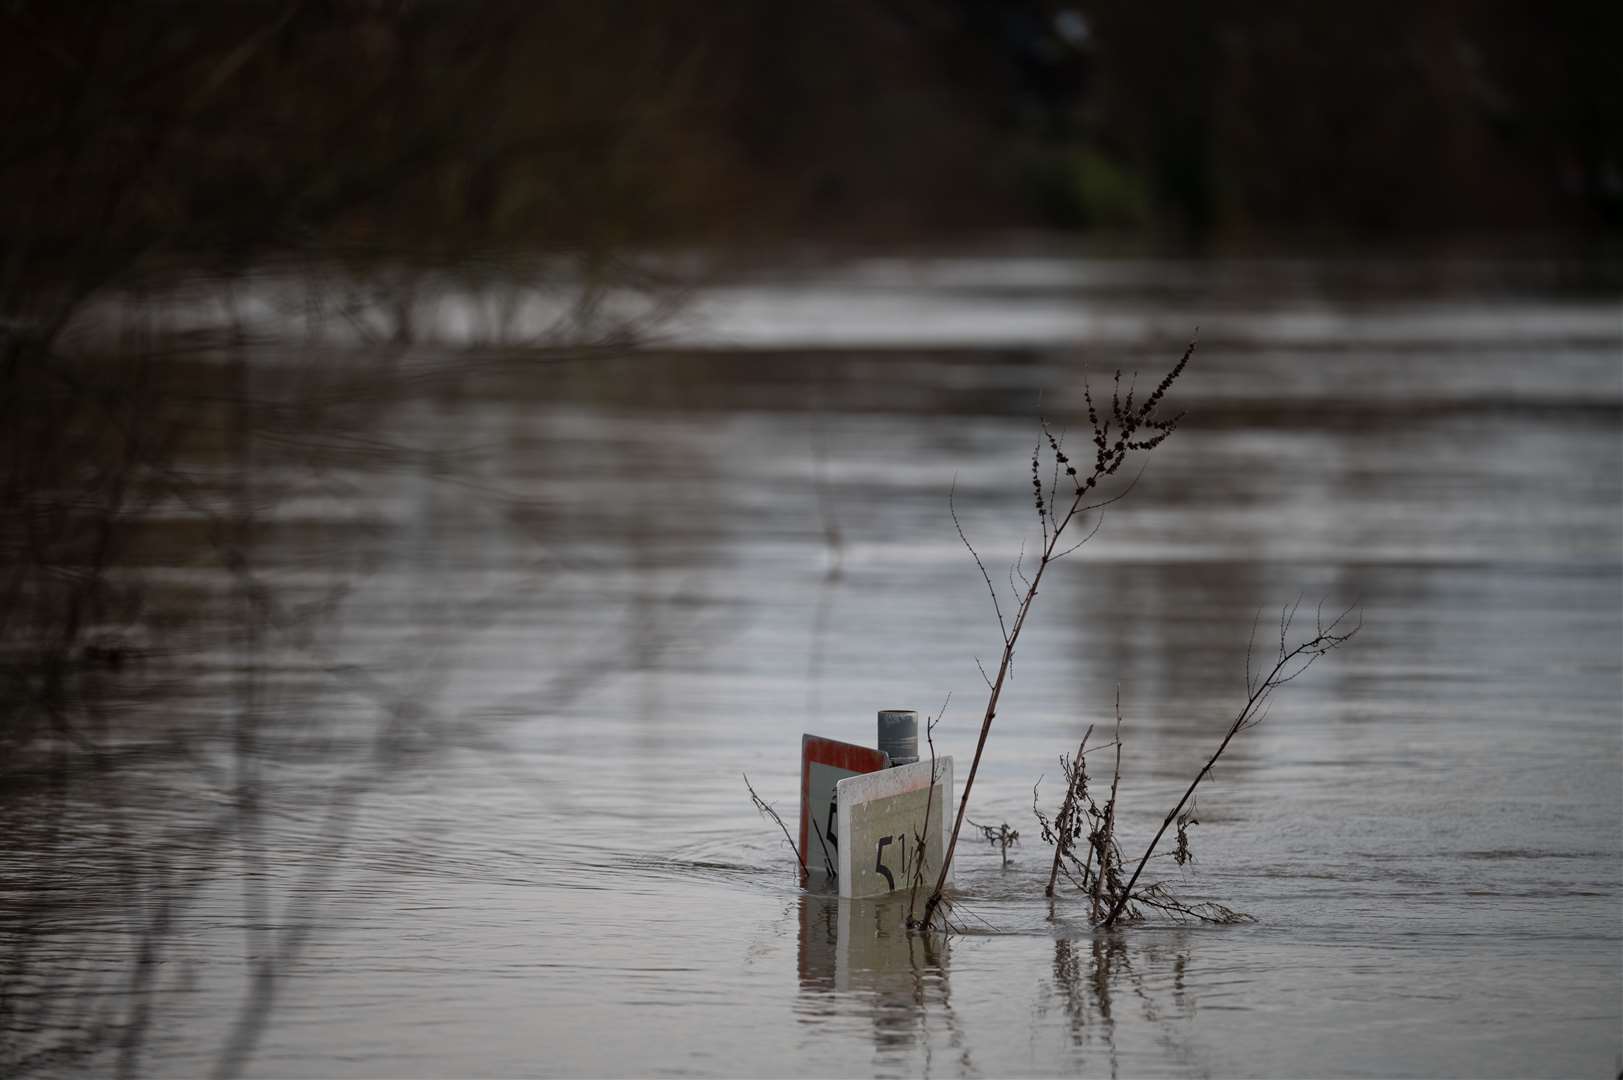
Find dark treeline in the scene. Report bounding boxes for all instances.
[1,0,1617,319]
[1066,0,1622,239]
[0,1,747,332]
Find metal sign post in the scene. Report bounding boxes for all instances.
[800,711,953,898]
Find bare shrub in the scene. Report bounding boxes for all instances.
[917,341,1194,931]
[1032,604,1358,927]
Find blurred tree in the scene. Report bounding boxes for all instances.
[0,1,764,335]
[4,0,1610,280]
[1072,0,1623,241]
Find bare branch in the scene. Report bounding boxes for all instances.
[744,772,805,876]
[1101,605,1360,927]
[1011,538,1032,602]
[1051,513,1106,562]
[951,474,1008,647]
[974,656,994,692]
[1244,606,1262,695]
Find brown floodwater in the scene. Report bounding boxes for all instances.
[4,252,1621,1077]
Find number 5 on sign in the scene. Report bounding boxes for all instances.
[834,757,954,899]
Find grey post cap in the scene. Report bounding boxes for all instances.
[877,709,919,766]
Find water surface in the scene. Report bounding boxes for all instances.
[5,253,1621,1078]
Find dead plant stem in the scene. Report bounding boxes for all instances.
[921,341,1192,931]
[743,772,805,875]
[1045,724,1092,898]
[1091,693,1123,921]
[1101,608,1358,927]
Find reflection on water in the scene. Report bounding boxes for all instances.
[2,254,1620,1078]
[796,893,958,1060]
[793,890,1205,1080]
[1048,934,1193,1079]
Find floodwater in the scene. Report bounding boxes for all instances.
[4,253,1622,1078]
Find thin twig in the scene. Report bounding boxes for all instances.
[744,772,805,876]
[1101,604,1359,927]
[951,475,1007,647]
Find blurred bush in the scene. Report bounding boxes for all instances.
[1,0,1616,315]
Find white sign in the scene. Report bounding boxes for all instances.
[834,757,953,899]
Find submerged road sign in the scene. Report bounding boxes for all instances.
[800,735,889,882]
[835,757,954,900]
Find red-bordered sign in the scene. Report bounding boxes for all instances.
[800,735,889,882]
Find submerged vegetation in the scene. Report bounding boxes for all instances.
[967,818,1020,868]
[1093,598,1358,927]
[922,341,1358,930]
[936,342,1358,930]
[916,342,1195,931]
[1034,586,1358,928]
[749,338,1358,933]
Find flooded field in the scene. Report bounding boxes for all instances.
[4,253,1621,1077]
